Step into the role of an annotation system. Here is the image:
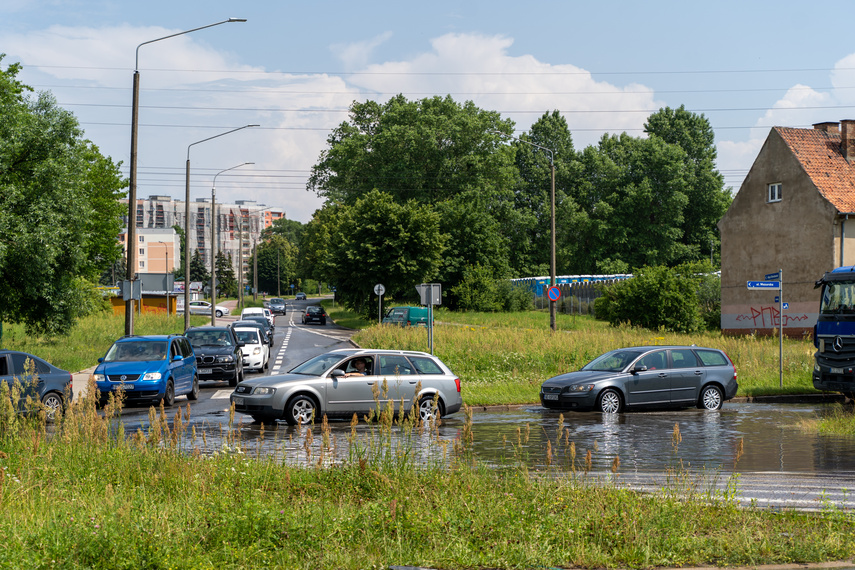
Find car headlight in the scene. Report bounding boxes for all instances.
[252,347,261,355]
[567,384,595,392]
[814,363,821,373]
[253,387,276,395]
[216,355,234,363]
[143,372,162,381]
[93,374,105,382]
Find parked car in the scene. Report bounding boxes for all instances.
[184,300,230,318]
[383,306,430,327]
[232,319,274,348]
[302,306,327,325]
[93,335,199,407]
[0,350,73,421]
[183,326,244,387]
[539,346,738,413]
[240,316,275,344]
[295,292,307,300]
[234,327,269,373]
[231,349,463,425]
[268,298,287,315]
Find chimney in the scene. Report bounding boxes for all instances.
[842,120,855,162]
[814,121,840,134]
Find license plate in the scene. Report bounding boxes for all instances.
[544,394,559,401]
[233,397,244,405]
[115,384,133,391]
[199,368,212,375]
[831,367,844,374]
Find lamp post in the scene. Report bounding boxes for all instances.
[184,125,258,330]
[124,17,246,336]
[211,162,254,325]
[497,131,557,331]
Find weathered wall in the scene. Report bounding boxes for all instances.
[718,129,844,336]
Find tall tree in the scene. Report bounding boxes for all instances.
[644,105,731,265]
[249,235,297,296]
[0,56,127,335]
[189,250,209,284]
[214,251,238,298]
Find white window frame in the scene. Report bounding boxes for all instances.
[139,261,145,268]
[139,235,145,242]
[767,183,782,203]
[139,248,145,256]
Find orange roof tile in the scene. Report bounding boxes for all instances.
[776,126,855,212]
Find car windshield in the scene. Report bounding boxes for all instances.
[185,330,233,347]
[270,298,284,304]
[581,350,644,372]
[235,329,259,344]
[290,352,349,375]
[820,280,855,313]
[105,340,167,362]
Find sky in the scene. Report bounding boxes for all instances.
[3,0,855,223]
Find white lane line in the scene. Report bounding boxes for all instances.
[212,390,233,399]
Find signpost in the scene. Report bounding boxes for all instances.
[374,284,386,324]
[547,285,562,302]
[416,283,442,354]
[747,269,784,388]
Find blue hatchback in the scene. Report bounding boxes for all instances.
[93,335,199,407]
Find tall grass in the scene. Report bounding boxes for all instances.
[355,317,818,405]
[0,380,852,569]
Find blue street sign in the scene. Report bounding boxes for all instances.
[783,302,789,310]
[747,281,781,290]
[775,296,779,303]
[765,272,780,281]
[547,286,561,301]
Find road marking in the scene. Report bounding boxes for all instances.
[212,390,232,399]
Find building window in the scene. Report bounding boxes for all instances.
[139,235,145,242]
[139,261,145,269]
[767,183,782,203]
[139,248,145,256]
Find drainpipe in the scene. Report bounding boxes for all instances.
[843,214,850,267]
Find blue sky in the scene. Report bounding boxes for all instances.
[3,0,855,222]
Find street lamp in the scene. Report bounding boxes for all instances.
[211,162,254,325]
[125,17,246,336]
[496,131,557,331]
[184,125,259,330]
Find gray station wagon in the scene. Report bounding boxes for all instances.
[540,345,738,413]
[231,349,463,425]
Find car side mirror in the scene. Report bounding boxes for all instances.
[330,369,345,379]
[98,357,104,363]
[632,365,648,374]
[237,341,245,348]
[173,354,182,361]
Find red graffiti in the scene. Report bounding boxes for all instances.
[734,306,810,328]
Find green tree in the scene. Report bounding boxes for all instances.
[310,190,445,314]
[189,250,209,285]
[261,217,303,246]
[0,56,127,335]
[250,235,297,296]
[215,251,238,298]
[644,105,731,265]
[172,225,186,280]
[594,262,717,333]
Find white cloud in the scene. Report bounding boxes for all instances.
[330,31,393,69]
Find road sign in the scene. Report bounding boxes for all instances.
[775,296,779,303]
[374,284,385,296]
[547,285,561,301]
[747,281,780,290]
[783,302,789,310]
[765,272,780,281]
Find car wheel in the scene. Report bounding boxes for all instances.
[699,385,724,410]
[284,394,317,425]
[41,392,64,422]
[597,388,622,414]
[187,375,200,401]
[216,309,223,318]
[250,415,276,424]
[229,368,240,388]
[417,395,444,422]
[264,357,269,370]
[162,380,176,407]
[321,318,326,326]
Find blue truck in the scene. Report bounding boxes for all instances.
[813,266,855,397]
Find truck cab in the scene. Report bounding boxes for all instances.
[813,266,855,397]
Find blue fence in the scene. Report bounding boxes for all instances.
[510,274,634,314]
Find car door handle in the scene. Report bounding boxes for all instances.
[694,371,703,375]
[658,373,667,377]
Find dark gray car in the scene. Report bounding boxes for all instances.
[267,298,287,315]
[540,345,738,413]
[0,350,73,421]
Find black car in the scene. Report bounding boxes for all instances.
[232,319,274,349]
[0,350,73,421]
[267,298,287,315]
[302,306,327,325]
[184,326,245,387]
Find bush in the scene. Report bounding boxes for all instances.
[594,262,719,333]
[496,280,534,312]
[449,264,501,312]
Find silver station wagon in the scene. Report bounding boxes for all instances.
[540,345,738,413]
[231,349,463,425]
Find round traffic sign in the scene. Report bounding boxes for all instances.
[547,285,561,301]
[374,284,386,296]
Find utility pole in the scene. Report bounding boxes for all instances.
[252,238,258,301]
[277,250,280,296]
